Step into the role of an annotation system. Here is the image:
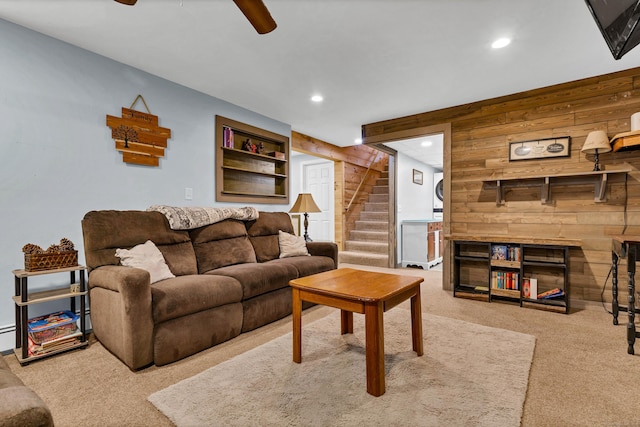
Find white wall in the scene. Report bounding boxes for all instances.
[0,19,292,351]
[395,152,437,263]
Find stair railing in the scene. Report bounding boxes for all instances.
[345,150,382,212]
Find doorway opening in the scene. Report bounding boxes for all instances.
[365,122,451,271]
[290,151,335,242]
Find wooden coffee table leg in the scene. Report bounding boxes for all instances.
[411,285,424,356]
[365,302,385,396]
[292,288,302,363]
[341,310,353,334]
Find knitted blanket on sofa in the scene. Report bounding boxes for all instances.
[147,205,259,230]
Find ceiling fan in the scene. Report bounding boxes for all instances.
[113,0,277,34]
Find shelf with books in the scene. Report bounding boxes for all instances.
[453,240,574,313]
[13,266,88,364]
[216,115,289,204]
[490,270,521,301]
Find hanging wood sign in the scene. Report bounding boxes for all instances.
[106,96,171,166]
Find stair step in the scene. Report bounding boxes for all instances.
[380,171,389,179]
[364,202,388,212]
[339,251,389,268]
[368,193,388,203]
[355,220,388,231]
[349,230,388,242]
[345,241,388,254]
[360,211,389,222]
[372,185,388,194]
[376,178,389,187]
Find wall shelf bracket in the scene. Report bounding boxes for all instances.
[483,165,631,206]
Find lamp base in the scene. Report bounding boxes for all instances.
[592,150,601,171]
[303,212,313,242]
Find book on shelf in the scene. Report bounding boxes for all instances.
[491,245,521,261]
[529,278,537,299]
[491,271,519,290]
[223,126,234,148]
[522,278,531,298]
[27,330,82,356]
[538,288,564,299]
[491,245,508,260]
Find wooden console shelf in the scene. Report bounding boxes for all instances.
[482,166,632,205]
[215,115,289,204]
[452,238,581,314]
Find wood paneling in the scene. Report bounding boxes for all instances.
[362,66,640,302]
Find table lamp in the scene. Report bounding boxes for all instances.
[582,130,611,171]
[289,193,321,242]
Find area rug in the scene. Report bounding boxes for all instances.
[148,309,536,427]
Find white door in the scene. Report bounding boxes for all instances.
[303,161,334,241]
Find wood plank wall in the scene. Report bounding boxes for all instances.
[362,67,640,303]
[291,131,388,250]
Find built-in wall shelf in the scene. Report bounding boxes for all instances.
[482,166,632,206]
[215,115,289,204]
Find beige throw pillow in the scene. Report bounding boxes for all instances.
[278,230,310,258]
[115,240,175,284]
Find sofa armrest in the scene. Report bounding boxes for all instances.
[88,266,154,370]
[306,242,339,269]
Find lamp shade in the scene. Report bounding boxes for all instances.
[582,130,611,154]
[289,193,321,213]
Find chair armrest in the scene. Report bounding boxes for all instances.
[306,242,339,269]
[88,266,154,370]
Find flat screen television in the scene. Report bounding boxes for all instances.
[585,0,640,59]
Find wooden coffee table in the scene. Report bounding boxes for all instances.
[289,268,424,396]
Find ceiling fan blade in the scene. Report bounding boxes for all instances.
[114,0,138,5]
[233,0,277,34]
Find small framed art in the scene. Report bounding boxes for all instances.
[413,169,423,185]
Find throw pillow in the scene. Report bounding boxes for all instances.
[115,240,175,284]
[278,230,310,258]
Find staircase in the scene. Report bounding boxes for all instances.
[338,171,389,268]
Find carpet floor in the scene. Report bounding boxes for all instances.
[148,309,535,426]
[3,263,640,426]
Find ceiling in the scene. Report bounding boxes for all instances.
[384,134,444,170]
[2,1,640,167]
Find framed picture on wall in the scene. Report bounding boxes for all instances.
[509,137,571,161]
[413,169,423,185]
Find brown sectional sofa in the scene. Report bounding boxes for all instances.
[0,356,53,427]
[81,210,338,370]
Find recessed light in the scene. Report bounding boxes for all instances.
[311,94,323,102]
[492,37,511,49]
[354,138,363,145]
[421,140,433,147]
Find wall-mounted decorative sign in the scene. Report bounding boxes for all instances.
[106,95,172,166]
[509,137,570,161]
[413,169,423,185]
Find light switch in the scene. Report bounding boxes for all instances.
[185,187,193,200]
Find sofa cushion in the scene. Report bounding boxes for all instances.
[189,219,257,273]
[278,230,310,258]
[246,212,295,262]
[82,210,198,275]
[275,256,336,277]
[206,261,298,300]
[116,240,175,284]
[151,275,243,323]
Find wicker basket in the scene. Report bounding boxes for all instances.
[24,250,78,272]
